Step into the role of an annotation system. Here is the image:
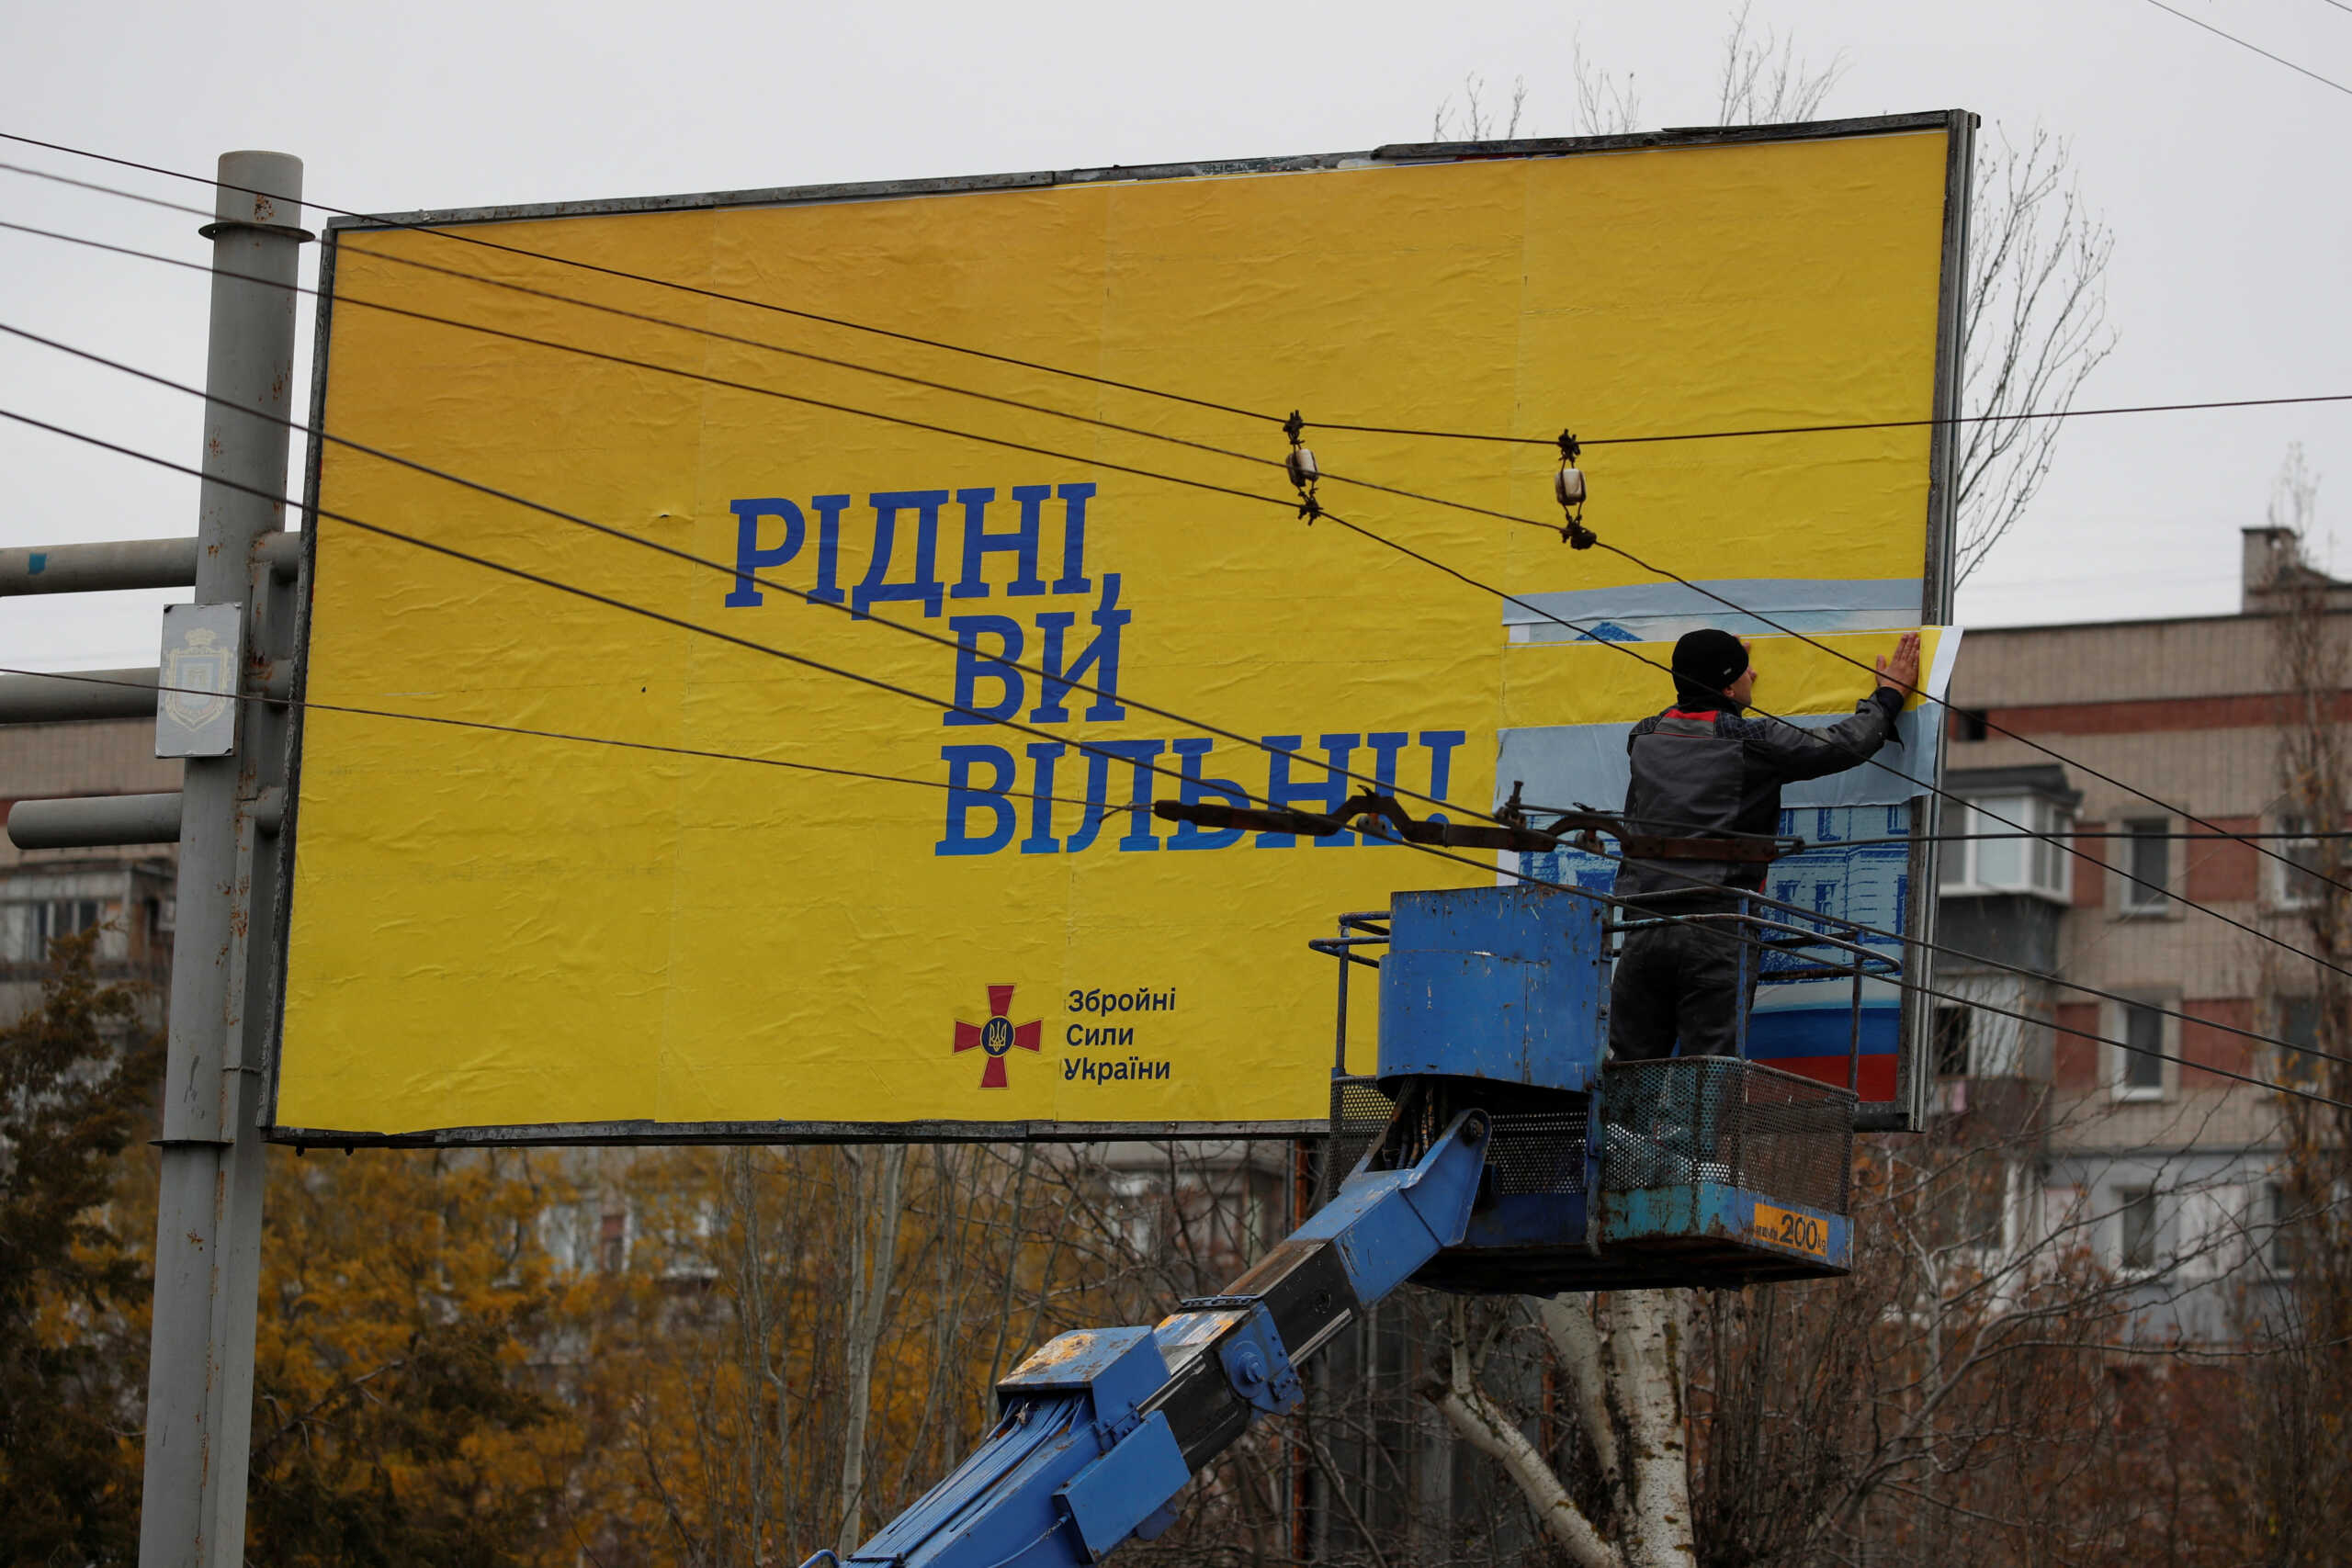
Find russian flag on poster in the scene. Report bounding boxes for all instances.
[1520,803,1914,1109]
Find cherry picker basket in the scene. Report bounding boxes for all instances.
[1330,1058,1848,1211]
[1310,892,1869,1292]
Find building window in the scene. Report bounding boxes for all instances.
[658,1201,721,1284]
[537,1202,594,1276]
[2177,1181,2242,1281]
[1933,1004,1973,1077]
[1921,1148,2012,1254]
[2120,819,2170,911]
[2117,1002,2166,1097]
[1952,708,1989,742]
[1109,1171,1158,1254]
[2274,814,2334,910]
[1940,795,2073,901]
[2117,1185,2158,1270]
[1932,976,2030,1077]
[1957,1151,2010,1252]
[599,1211,631,1274]
[2266,1182,2304,1276]
[2278,996,2323,1087]
[3,898,106,963]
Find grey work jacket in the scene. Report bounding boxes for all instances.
[1610,690,1905,897]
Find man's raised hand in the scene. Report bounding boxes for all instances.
[1875,630,1922,694]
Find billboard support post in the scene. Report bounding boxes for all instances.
[138,149,307,1568]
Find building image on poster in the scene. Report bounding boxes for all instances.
[268,114,1967,1145]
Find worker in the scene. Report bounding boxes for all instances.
[1608,626,1921,1063]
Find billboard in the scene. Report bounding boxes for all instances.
[269,113,1969,1144]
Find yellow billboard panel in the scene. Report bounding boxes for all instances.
[272,117,1965,1142]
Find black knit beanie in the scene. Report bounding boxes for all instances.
[1671,628,1748,708]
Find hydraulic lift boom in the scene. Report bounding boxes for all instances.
[839,1110,1490,1567]
[818,881,1872,1566]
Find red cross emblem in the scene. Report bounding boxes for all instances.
[954,984,1041,1089]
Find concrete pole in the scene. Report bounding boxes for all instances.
[138,150,307,1568]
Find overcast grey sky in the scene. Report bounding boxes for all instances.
[3,0,2346,671]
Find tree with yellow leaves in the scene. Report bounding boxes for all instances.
[243,1144,588,1565]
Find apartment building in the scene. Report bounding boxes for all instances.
[1935,527,2341,1337]
[1,715,178,1023]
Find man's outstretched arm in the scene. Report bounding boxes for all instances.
[1742,631,1923,784]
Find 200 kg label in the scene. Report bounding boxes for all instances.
[1751,1202,1828,1259]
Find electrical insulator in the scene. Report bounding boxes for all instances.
[1287,444,1320,492]
[1283,409,1322,521]
[1554,428,1593,547]
[1554,462,1586,511]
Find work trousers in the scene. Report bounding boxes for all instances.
[1607,899,1759,1062]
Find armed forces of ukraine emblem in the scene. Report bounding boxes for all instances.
[953,985,1041,1089]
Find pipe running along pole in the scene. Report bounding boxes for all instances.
[136,150,308,1568]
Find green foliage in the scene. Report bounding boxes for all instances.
[0,930,161,1566]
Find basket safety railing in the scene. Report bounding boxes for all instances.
[1309,893,1886,1215]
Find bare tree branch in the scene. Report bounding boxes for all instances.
[1952,126,2118,581]
[1713,3,1845,125]
[1425,1298,1622,1568]
[1570,31,1643,137]
[1433,73,1526,141]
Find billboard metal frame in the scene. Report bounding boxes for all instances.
[266,110,1972,1147]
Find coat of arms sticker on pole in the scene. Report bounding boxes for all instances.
[155,601,243,759]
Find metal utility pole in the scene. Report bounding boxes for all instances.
[136,149,308,1568]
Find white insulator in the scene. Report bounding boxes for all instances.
[1287,446,1320,490]
[1555,464,1587,509]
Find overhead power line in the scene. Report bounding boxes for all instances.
[1947,829,2340,843]
[33,651,2342,1097]
[1575,536,2352,908]
[9,145,2350,1116]
[0,665,1114,812]
[0,165,1288,488]
[11,203,2349,921]
[2138,0,2352,97]
[11,220,2348,987]
[13,308,2113,976]
[10,180,2332,908]
[1310,389,2352,446]
[0,215,1291,512]
[1848,829,2352,846]
[0,404,1306,831]
[10,159,2352,911]
[6,138,2351,450]
[1544,823,2352,1077]
[1310,501,2352,990]
[19,646,2343,1111]
[0,130,1274,424]
[0,318,1489,832]
[17,206,2352,998]
[1277,415,2352,912]
[13,402,2352,1104]
[1388,830,2352,1110]
[11,155,2350,944]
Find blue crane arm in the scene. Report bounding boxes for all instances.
[829,1109,1491,1568]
